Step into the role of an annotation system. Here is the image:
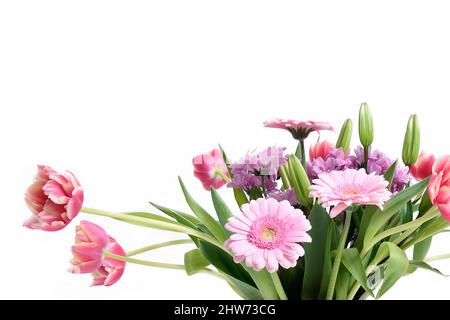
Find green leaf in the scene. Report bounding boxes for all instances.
[384,160,398,189]
[355,205,378,251]
[279,260,304,300]
[149,202,200,227]
[302,204,331,300]
[218,144,233,177]
[407,216,450,246]
[374,242,409,299]
[233,188,249,208]
[399,201,414,225]
[408,261,448,277]
[419,189,433,215]
[335,265,351,300]
[210,187,233,232]
[341,248,374,297]
[198,240,255,287]
[224,275,264,300]
[184,249,210,276]
[178,177,227,243]
[363,179,429,248]
[319,221,339,299]
[413,237,433,262]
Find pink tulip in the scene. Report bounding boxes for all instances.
[24,165,84,231]
[69,221,126,286]
[193,148,230,190]
[429,155,450,221]
[410,152,435,181]
[309,140,334,160]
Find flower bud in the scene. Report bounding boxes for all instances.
[402,114,420,166]
[336,118,353,153]
[358,103,374,148]
[287,155,313,208]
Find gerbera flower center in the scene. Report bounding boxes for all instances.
[248,218,284,249]
[339,184,364,197]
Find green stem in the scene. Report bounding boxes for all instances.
[270,272,287,300]
[103,252,227,281]
[363,146,369,170]
[261,175,268,197]
[326,210,352,300]
[126,239,192,257]
[299,139,306,168]
[80,207,224,251]
[424,253,450,263]
[216,169,231,183]
[361,207,440,257]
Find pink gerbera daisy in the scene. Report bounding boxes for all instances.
[264,118,334,140]
[310,168,392,218]
[224,198,312,273]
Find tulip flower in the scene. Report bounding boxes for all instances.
[309,140,333,161]
[410,152,435,181]
[429,155,450,221]
[193,149,230,191]
[24,165,83,231]
[69,221,126,286]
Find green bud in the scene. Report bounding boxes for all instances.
[336,118,353,152]
[287,155,313,208]
[402,114,420,166]
[358,102,374,148]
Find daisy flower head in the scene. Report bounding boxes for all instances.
[224,198,311,273]
[310,168,392,218]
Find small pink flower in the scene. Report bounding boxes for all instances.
[224,198,311,273]
[310,169,392,218]
[264,118,334,140]
[429,155,450,221]
[193,148,230,191]
[410,152,435,181]
[309,140,334,160]
[24,165,84,231]
[69,221,126,286]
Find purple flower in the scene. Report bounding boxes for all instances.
[268,189,298,206]
[307,148,357,180]
[352,146,411,193]
[228,147,287,192]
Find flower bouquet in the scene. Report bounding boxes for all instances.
[24,103,450,300]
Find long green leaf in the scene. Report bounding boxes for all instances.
[198,240,255,287]
[211,187,233,232]
[319,221,339,299]
[408,261,448,277]
[384,160,398,189]
[179,177,227,243]
[225,275,264,300]
[149,202,200,227]
[302,204,331,300]
[335,265,351,300]
[375,242,409,299]
[341,248,374,297]
[184,249,210,276]
[364,179,429,248]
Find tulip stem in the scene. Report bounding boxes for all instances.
[424,253,450,263]
[326,210,352,300]
[80,207,225,251]
[216,170,231,183]
[126,239,193,257]
[103,252,227,281]
[299,139,306,168]
[270,272,288,300]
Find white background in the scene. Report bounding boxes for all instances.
[1,1,450,300]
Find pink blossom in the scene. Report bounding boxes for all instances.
[24,165,84,231]
[69,221,126,286]
[264,118,334,140]
[411,152,435,181]
[309,140,334,160]
[310,169,392,218]
[193,149,230,191]
[429,155,450,221]
[224,198,311,273]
